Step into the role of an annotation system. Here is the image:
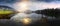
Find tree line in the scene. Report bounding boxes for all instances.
[34,8,60,18]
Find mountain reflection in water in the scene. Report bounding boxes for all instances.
[0,13,56,26]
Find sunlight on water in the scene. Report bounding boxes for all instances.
[22,17,31,25]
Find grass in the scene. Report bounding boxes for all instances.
[0,10,13,14]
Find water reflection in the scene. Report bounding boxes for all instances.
[0,13,56,26]
[10,13,41,22]
[10,13,55,22]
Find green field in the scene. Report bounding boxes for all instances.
[0,10,13,14]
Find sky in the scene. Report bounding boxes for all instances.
[0,0,60,11]
[0,0,58,23]
[29,0,60,11]
[0,0,57,21]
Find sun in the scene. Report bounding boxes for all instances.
[14,0,30,13]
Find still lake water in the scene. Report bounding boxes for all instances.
[0,13,56,26]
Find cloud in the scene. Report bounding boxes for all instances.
[10,0,60,11]
[0,0,21,10]
[36,0,60,2]
[29,2,60,11]
[0,0,20,4]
